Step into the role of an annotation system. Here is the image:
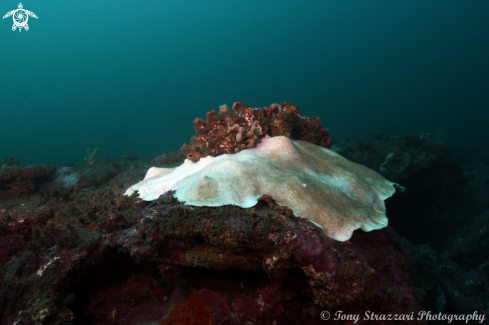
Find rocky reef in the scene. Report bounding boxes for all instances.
[0,164,55,201]
[0,103,487,324]
[0,190,422,325]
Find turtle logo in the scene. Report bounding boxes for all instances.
[3,3,37,32]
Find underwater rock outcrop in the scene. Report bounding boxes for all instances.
[337,132,464,190]
[0,164,55,201]
[0,191,423,324]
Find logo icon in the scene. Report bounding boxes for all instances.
[3,3,37,32]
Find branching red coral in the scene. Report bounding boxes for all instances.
[180,101,331,161]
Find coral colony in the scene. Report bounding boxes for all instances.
[126,102,397,241]
[126,136,396,242]
[1,102,432,325]
[180,101,332,161]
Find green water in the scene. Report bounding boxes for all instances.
[1,0,488,165]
